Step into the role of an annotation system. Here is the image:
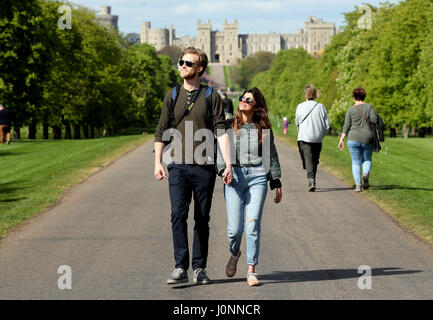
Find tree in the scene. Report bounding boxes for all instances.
[234,51,275,89]
[158,45,183,65]
[0,0,51,138]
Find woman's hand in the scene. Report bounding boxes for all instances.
[338,133,347,151]
[274,188,282,204]
[338,140,345,151]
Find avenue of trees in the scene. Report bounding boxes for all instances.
[0,0,179,139]
[249,0,433,137]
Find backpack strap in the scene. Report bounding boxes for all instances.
[169,85,181,128]
[205,86,213,112]
[204,86,214,130]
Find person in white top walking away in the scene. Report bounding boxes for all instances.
[295,85,330,191]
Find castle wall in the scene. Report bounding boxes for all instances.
[140,17,335,63]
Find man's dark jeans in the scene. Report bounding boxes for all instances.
[298,141,322,179]
[167,163,216,271]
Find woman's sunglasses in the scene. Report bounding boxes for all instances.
[239,96,255,104]
[178,59,199,68]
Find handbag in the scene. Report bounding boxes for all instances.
[353,105,381,153]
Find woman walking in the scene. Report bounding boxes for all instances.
[338,87,378,192]
[217,87,282,286]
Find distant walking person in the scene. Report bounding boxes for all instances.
[154,47,233,285]
[221,93,234,119]
[295,85,330,191]
[0,104,11,145]
[217,87,282,286]
[338,87,378,192]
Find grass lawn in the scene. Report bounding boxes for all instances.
[270,115,433,244]
[0,133,151,237]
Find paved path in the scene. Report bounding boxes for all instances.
[208,63,226,91]
[0,138,432,299]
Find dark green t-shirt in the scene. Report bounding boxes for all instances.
[154,85,226,164]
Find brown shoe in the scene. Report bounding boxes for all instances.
[226,251,241,277]
[247,272,260,286]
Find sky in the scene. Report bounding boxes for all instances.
[69,0,401,36]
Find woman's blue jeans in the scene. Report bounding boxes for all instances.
[224,165,268,266]
[347,140,373,185]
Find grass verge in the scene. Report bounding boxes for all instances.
[0,134,151,237]
[270,115,433,244]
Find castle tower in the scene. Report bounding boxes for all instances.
[140,21,151,44]
[196,20,212,60]
[304,16,336,54]
[96,6,118,30]
[223,20,239,64]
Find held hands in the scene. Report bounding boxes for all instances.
[154,163,167,180]
[274,188,282,204]
[222,167,233,185]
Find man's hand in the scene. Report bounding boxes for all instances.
[154,163,167,180]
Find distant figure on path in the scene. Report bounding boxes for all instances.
[295,85,330,191]
[154,47,233,285]
[221,92,234,119]
[338,87,378,192]
[0,104,11,145]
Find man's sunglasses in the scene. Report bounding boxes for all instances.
[178,59,199,67]
[239,96,255,104]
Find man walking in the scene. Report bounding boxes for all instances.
[154,47,233,285]
[221,93,234,119]
[0,104,11,145]
[295,85,330,191]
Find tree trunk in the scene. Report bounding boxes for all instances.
[28,124,37,139]
[389,128,397,138]
[410,127,416,137]
[43,123,49,139]
[401,123,409,139]
[73,124,81,139]
[52,126,61,139]
[65,123,72,139]
[82,124,89,139]
[90,126,95,139]
[13,127,21,139]
[418,127,426,138]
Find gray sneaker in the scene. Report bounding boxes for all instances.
[355,184,362,192]
[167,268,188,284]
[308,178,316,192]
[193,268,211,285]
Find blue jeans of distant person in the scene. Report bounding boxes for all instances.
[347,140,374,185]
[224,165,268,266]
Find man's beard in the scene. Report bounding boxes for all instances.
[181,69,198,80]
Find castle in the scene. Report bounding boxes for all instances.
[96,6,118,30]
[140,17,336,64]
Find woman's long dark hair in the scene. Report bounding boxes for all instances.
[232,87,272,144]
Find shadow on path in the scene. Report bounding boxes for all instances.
[315,187,353,192]
[171,267,422,289]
